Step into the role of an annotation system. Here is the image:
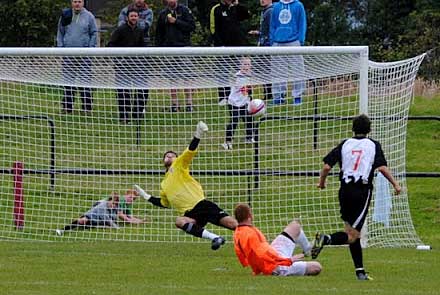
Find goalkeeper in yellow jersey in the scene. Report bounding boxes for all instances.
[134,121,238,250]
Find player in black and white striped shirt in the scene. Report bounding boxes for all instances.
[312,114,401,280]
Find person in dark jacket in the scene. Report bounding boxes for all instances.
[108,8,149,123]
[156,0,196,112]
[210,0,250,46]
[155,0,195,47]
[209,0,251,105]
[118,0,153,46]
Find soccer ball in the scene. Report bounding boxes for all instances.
[247,99,266,117]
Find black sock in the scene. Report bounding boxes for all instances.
[182,223,204,238]
[350,239,364,271]
[63,220,80,231]
[328,232,349,245]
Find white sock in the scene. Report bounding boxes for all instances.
[202,229,219,241]
[295,230,312,253]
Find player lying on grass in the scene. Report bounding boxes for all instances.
[56,189,148,236]
[312,114,401,280]
[233,203,322,276]
[56,195,120,236]
[134,121,238,250]
[116,189,149,224]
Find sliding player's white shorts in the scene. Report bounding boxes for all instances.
[271,235,307,276]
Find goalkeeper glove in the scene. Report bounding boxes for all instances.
[134,185,151,201]
[194,121,208,139]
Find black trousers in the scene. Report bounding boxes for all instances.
[226,104,254,142]
[62,86,93,112]
[61,57,93,112]
[116,89,149,120]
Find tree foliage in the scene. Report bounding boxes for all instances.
[0,0,66,46]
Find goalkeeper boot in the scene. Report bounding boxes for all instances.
[211,236,225,250]
[311,232,326,259]
[356,272,373,281]
[55,229,64,236]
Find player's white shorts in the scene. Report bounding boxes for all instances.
[270,235,307,276]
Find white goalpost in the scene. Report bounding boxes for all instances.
[0,46,425,247]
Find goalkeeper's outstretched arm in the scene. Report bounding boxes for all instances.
[134,185,167,208]
[189,121,208,151]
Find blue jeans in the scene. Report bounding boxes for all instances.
[271,41,305,102]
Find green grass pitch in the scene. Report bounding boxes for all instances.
[0,87,438,294]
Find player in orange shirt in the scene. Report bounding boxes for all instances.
[233,203,322,276]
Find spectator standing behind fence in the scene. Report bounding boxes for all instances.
[269,0,306,105]
[118,0,153,46]
[248,0,273,101]
[156,0,195,112]
[210,0,251,106]
[57,0,97,114]
[108,8,149,124]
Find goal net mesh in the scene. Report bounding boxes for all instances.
[0,47,425,247]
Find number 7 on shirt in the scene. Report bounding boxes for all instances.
[352,150,363,171]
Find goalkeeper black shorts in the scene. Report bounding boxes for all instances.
[184,199,230,227]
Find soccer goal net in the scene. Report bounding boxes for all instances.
[0,47,425,247]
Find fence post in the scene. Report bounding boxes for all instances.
[13,161,25,230]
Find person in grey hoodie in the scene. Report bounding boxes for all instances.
[57,0,98,114]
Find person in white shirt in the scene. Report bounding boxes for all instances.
[222,57,255,150]
[312,114,401,280]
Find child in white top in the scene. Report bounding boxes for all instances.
[222,57,255,150]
